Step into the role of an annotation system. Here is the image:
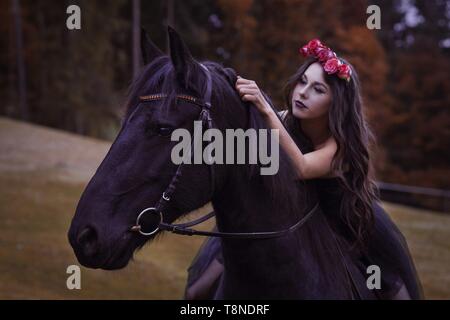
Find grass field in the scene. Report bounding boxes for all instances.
[0,117,448,299]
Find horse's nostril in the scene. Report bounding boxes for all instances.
[77,226,98,257]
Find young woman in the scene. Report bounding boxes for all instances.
[184,39,423,300]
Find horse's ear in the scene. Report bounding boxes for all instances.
[167,25,197,87]
[141,28,164,65]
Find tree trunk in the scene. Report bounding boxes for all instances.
[11,0,28,121]
[132,0,141,78]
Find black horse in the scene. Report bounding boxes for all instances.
[68,27,363,299]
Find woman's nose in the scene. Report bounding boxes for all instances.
[299,88,307,99]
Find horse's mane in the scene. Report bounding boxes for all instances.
[124,57,310,221]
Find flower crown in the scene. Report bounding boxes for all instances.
[299,39,352,82]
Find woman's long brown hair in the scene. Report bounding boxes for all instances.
[283,57,378,252]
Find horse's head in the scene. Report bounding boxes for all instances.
[68,27,247,270]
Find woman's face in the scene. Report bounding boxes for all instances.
[291,62,332,120]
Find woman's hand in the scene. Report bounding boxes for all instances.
[235,76,273,116]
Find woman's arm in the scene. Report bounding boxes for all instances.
[264,107,337,179]
[235,76,336,180]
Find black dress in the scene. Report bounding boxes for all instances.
[315,177,423,299]
[184,178,423,299]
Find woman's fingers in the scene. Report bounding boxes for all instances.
[241,94,258,102]
[236,84,259,94]
[235,77,262,104]
[236,82,253,92]
[236,77,255,85]
[237,87,258,94]
[236,82,257,88]
[236,87,259,97]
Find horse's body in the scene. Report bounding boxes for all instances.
[68,27,363,299]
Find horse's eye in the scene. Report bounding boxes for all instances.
[144,119,175,138]
[157,125,174,137]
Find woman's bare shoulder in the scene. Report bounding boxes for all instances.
[315,135,337,152]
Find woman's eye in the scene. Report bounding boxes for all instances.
[315,87,324,94]
[299,78,306,84]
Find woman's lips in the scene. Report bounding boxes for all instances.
[295,101,308,109]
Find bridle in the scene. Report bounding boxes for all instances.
[130,64,318,239]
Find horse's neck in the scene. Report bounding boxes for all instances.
[213,173,292,233]
[212,171,305,297]
[210,168,350,299]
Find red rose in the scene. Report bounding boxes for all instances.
[314,46,326,57]
[323,58,341,74]
[337,64,351,81]
[317,49,336,62]
[299,45,311,57]
[307,39,323,51]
